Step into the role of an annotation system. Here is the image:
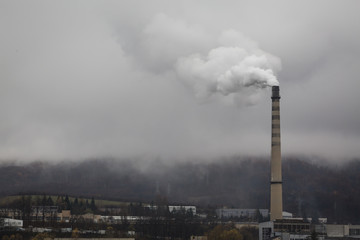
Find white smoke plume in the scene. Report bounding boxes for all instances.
[118,14,281,105]
[175,30,281,104]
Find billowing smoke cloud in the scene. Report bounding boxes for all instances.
[119,13,213,73]
[119,15,281,105]
[175,30,281,104]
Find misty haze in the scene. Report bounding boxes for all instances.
[1,1,359,161]
[1,1,360,240]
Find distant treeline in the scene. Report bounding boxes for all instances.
[2,194,98,214]
[0,156,359,224]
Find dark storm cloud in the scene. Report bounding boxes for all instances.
[0,0,360,161]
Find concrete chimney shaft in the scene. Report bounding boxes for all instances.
[270,86,283,221]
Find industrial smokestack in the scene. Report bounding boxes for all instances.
[270,85,283,221]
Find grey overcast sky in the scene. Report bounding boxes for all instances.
[1,0,360,162]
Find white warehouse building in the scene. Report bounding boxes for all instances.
[0,218,23,229]
[216,208,269,219]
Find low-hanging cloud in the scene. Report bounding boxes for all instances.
[1,1,360,161]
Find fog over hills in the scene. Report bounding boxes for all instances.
[1,1,360,160]
[1,156,360,224]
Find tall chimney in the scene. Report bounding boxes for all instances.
[270,86,283,221]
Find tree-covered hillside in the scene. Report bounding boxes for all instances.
[0,157,359,223]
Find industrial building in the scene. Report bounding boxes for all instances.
[318,224,360,238]
[216,208,269,219]
[168,205,196,215]
[259,219,311,240]
[0,218,23,231]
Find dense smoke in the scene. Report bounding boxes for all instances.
[175,30,281,103]
[122,14,282,105]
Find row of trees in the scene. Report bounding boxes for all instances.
[0,194,98,224]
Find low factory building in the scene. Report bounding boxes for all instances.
[259,219,310,240]
[216,208,269,219]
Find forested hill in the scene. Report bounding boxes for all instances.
[0,157,359,224]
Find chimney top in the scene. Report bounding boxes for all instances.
[272,86,280,99]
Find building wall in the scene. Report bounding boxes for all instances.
[259,220,310,240]
[325,224,346,237]
[325,224,360,238]
[190,236,207,240]
[348,225,360,237]
[168,206,196,215]
[259,221,274,240]
[1,218,23,227]
[216,208,269,219]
